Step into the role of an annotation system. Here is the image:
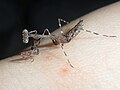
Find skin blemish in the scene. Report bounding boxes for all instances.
[58,66,71,77]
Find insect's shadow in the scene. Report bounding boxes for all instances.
[10,56,34,63]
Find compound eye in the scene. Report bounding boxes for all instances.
[22,29,28,34]
[22,29,29,43]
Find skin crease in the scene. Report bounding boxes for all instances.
[0,1,120,90]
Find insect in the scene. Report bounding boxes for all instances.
[21,18,117,68]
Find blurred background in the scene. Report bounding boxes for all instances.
[0,0,119,60]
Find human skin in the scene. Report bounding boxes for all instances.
[0,1,120,90]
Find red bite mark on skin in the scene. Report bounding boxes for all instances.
[58,66,71,77]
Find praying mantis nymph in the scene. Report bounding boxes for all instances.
[21,18,117,68]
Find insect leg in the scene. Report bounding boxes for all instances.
[83,29,117,37]
[58,18,75,68]
[77,20,117,38]
[31,28,52,55]
[60,43,74,68]
[50,36,74,68]
[58,18,69,35]
[29,30,37,34]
